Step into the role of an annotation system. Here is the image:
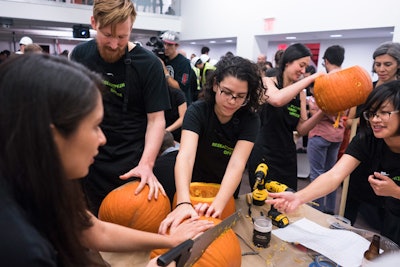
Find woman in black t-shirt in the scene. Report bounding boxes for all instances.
[159,56,266,234]
[267,80,400,245]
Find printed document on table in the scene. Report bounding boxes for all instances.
[272,218,370,267]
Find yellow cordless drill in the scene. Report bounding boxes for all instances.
[265,179,293,228]
[252,163,269,206]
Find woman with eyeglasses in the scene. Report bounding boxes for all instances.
[267,80,400,246]
[344,42,400,230]
[159,56,265,234]
[248,43,324,191]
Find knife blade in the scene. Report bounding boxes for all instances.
[157,209,242,267]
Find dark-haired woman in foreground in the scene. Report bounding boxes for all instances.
[0,54,212,266]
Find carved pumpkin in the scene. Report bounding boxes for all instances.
[150,216,242,267]
[173,182,236,219]
[313,65,373,115]
[98,180,171,233]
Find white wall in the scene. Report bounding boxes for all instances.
[181,0,400,60]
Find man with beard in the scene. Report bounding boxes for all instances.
[70,0,171,216]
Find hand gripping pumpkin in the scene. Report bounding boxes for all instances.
[98,180,171,233]
[313,65,373,115]
[173,182,236,219]
[150,216,242,267]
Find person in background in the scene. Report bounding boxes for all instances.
[24,43,43,54]
[16,36,33,54]
[160,30,193,105]
[70,0,171,216]
[159,56,265,234]
[0,49,11,63]
[153,131,180,204]
[307,45,346,214]
[195,54,216,92]
[60,49,69,57]
[372,41,400,88]
[190,56,202,102]
[165,85,187,142]
[0,54,213,267]
[265,49,284,77]
[248,43,324,191]
[267,80,400,246]
[201,46,210,55]
[256,53,273,77]
[344,41,400,229]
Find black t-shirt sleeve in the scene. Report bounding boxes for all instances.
[182,101,205,134]
[0,192,57,266]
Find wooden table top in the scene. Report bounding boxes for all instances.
[100,194,336,267]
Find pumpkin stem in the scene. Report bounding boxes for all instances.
[333,112,341,128]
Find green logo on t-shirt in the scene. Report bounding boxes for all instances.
[211,142,233,156]
[288,104,300,118]
[103,80,126,98]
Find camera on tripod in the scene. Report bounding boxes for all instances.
[146,36,166,62]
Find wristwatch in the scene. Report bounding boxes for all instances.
[165,74,171,79]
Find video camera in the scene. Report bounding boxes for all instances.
[146,36,166,62]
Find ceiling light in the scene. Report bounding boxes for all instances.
[285,36,296,40]
[225,39,233,43]
[209,40,216,43]
[330,34,342,38]
[190,41,196,44]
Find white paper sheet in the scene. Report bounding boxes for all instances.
[272,218,371,267]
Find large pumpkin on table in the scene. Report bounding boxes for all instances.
[173,182,236,219]
[150,216,242,267]
[98,180,171,233]
[313,65,373,115]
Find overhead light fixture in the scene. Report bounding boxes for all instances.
[330,34,342,38]
[209,40,216,43]
[225,39,233,43]
[190,41,196,44]
[285,36,296,40]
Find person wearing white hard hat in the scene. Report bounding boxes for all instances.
[16,36,33,54]
[196,54,216,90]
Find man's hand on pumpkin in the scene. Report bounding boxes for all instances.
[119,164,166,200]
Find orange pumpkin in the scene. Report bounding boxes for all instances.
[173,182,236,219]
[313,65,373,114]
[150,216,242,267]
[98,180,171,233]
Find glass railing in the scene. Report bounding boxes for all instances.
[48,0,181,16]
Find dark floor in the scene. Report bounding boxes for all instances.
[239,152,377,232]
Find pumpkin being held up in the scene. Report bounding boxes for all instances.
[313,65,373,114]
[98,180,171,233]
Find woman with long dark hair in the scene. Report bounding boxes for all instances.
[0,54,212,266]
[248,43,324,191]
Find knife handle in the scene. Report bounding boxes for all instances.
[157,239,194,266]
